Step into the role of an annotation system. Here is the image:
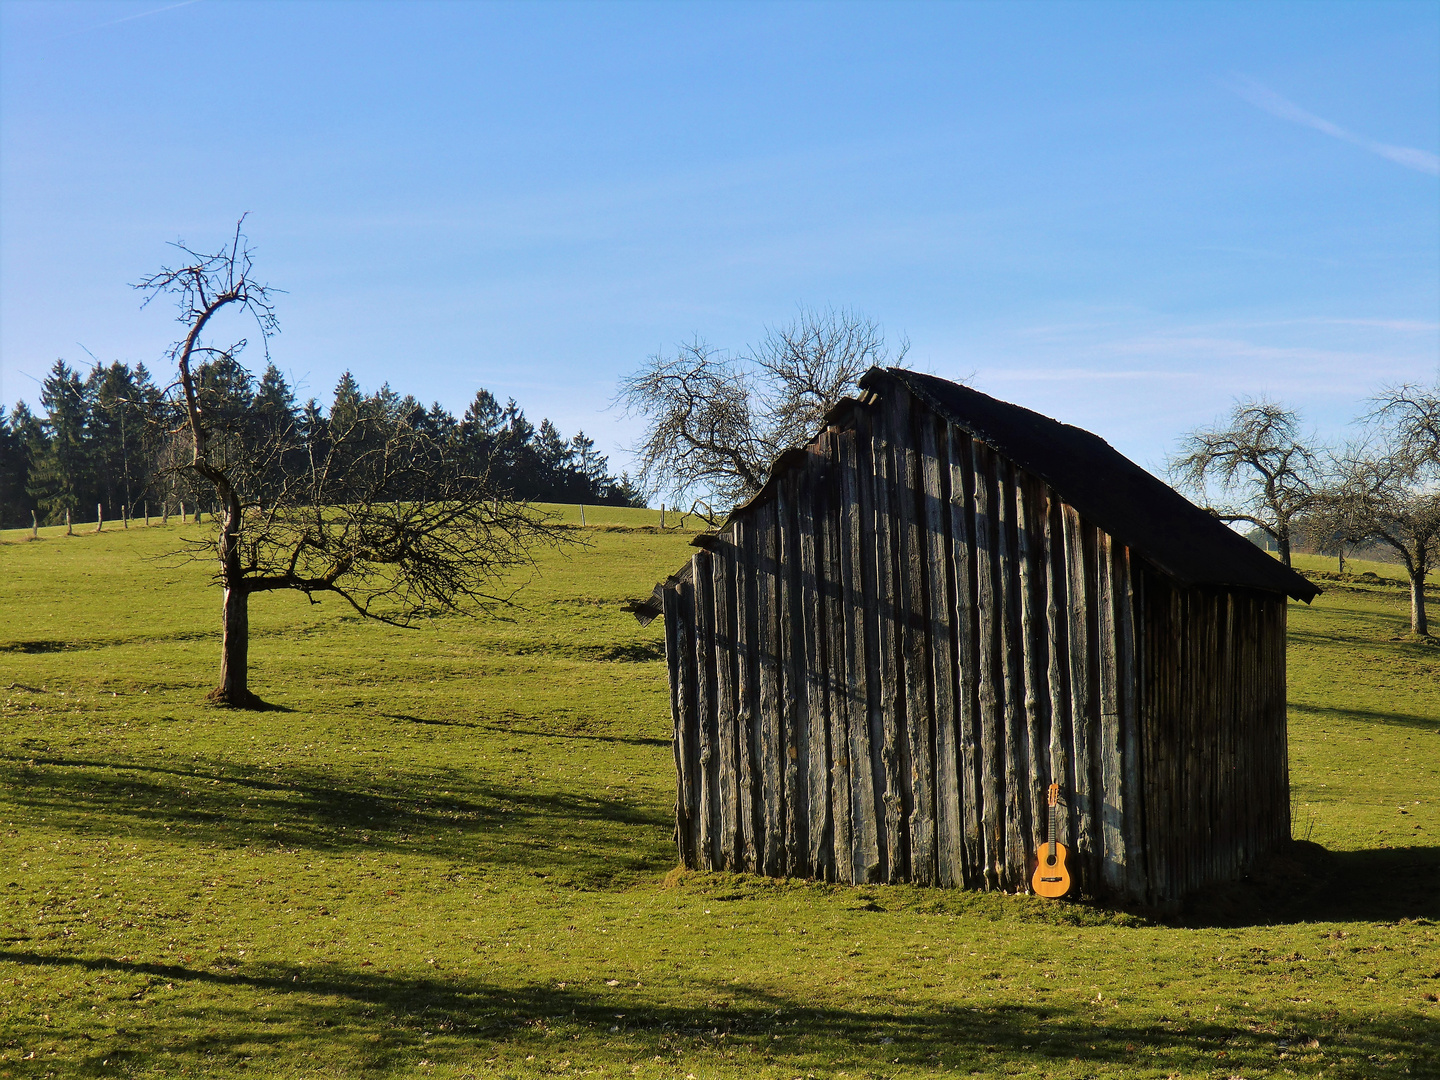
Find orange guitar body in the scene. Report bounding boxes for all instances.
[1031,840,1072,898]
[1031,782,1073,898]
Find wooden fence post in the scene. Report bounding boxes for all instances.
[180,501,186,523]
[123,505,129,529]
[95,504,103,533]
[66,509,73,536]
[31,510,38,538]
[579,504,586,526]
[162,501,169,525]
[144,502,149,526]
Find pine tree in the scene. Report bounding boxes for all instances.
[330,371,363,431]
[30,360,94,524]
[0,409,34,525]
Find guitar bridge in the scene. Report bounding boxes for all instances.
[1040,876,1063,882]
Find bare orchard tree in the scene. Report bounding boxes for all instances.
[1375,381,1440,466]
[617,306,907,511]
[1312,430,1439,637]
[1310,380,1440,636]
[618,339,769,511]
[137,220,564,707]
[1168,398,1320,567]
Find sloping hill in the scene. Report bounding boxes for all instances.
[1,516,1436,1078]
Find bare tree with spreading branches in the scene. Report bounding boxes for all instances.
[137,219,565,707]
[1311,381,1440,636]
[1169,398,1321,568]
[1376,382,1440,466]
[617,306,907,511]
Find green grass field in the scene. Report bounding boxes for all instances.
[2,511,1437,1079]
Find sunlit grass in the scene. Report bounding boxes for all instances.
[1,518,1436,1078]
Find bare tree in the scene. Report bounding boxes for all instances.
[1169,398,1320,567]
[1312,437,1438,637]
[1310,380,1440,636]
[137,220,564,707]
[1375,382,1440,466]
[617,306,907,510]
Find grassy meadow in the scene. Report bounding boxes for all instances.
[1,509,1437,1079]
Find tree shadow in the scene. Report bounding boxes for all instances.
[1289,700,1440,732]
[0,752,671,888]
[207,694,295,713]
[380,712,479,728]
[481,724,671,748]
[0,949,1430,1078]
[0,639,70,653]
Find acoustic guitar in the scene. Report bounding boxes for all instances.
[1031,782,1072,898]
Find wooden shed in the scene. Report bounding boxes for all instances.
[630,368,1318,906]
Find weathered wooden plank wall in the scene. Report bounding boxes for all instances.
[664,382,1291,904]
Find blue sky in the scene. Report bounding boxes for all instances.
[2,0,1436,482]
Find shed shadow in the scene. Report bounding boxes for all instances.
[1173,841,1440,927]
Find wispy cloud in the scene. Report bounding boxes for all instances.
[50,0,201,41]
[1226,74,1439,176]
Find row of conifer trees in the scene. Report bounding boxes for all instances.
[0,358,643,528]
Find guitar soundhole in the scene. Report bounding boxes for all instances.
[1045,855,1056,867]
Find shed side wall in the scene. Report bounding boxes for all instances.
[663,387,1291,901]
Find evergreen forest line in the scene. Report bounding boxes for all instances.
[0,358,644,527]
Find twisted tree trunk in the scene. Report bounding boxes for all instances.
[211,492,257,706]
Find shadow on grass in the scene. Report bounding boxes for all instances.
[379,714,666,746]
[481,724,671,748]
[1289,700,1440,732]
[0,949,1430,1079]
[380,711,479,728]
[0,753,672,888]
[1177,841,1440,927]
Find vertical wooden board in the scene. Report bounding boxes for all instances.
[692,551,717,870]
[923,415,963,888]
[675,577,700,868]
[800,453,832,879]
[1170,592,1181,899]
[756,499,785,876]
[1222,593,1237,876]
[1133,569,1156,901]
[734,518,760,873]
[1061,504,1096,892]
[1174,588,1188,896]
[840,427,882,883]
[1138,570,1170,904]
[1200,592,1216,886]
[1277,600,1291,848]
[858,410,889,878]
[995,459,1029,889]
[1174,589,1188,897]
[662,585,687,866]
[1095,531,1125,895]
[1042,494,1073,877]
[778,472,809,877]
[892,391,936,885]
[1116,546,1145,901]
[971,440,1004,889]
[948,427,984,886]
[1015,474,1049,877]
[1185,590,1201,896]
[870,407,906,882]
[713,537,739,871]
[821,442,854,882]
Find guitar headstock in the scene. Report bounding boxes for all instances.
[1047,782,1059,807]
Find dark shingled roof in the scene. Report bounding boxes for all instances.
[872,368,1318,602]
